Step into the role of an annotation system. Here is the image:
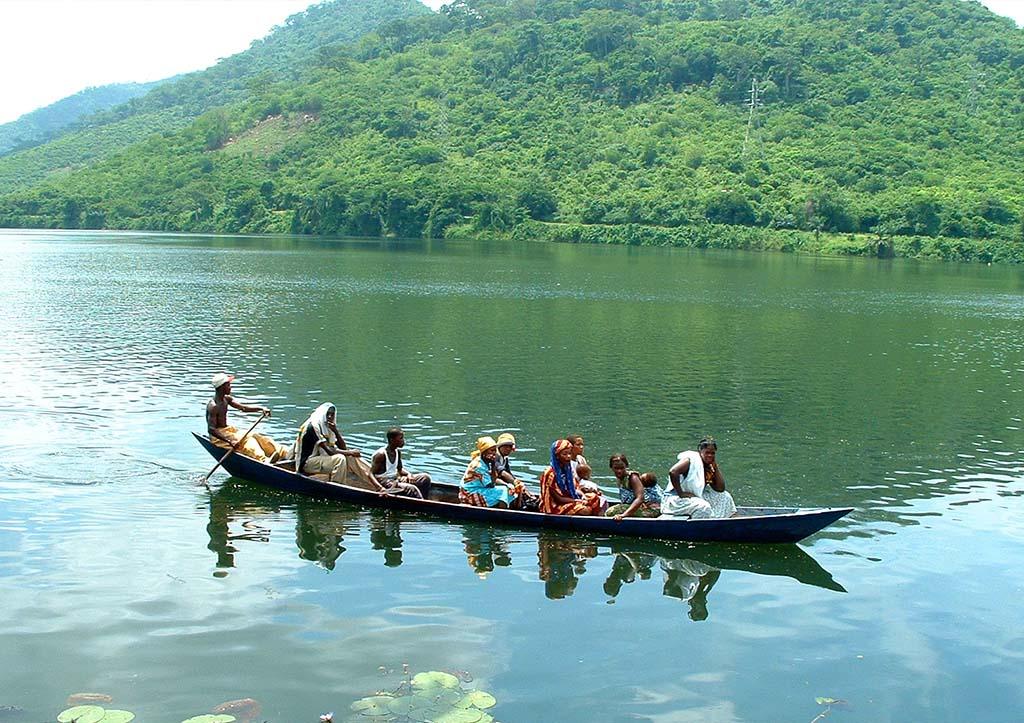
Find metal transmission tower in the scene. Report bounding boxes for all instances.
[742,76,765,160]
[966,66,986,117]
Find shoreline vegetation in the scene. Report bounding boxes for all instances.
[474,220,1024,264]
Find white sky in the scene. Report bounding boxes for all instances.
[0,0,1019,124]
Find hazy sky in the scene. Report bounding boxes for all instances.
[0,0,1019,124]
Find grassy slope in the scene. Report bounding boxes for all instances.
[0,0,428,194]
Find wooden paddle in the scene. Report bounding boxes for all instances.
[201,411,269,486]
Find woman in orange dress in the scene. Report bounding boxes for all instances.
[539,439,604,515]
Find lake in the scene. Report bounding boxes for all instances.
[1,229,1022,723]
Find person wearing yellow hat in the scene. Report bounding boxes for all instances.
[206,372,285,462]
[494,433,517,483]
[493,433,538,510]
[460,436,517,508]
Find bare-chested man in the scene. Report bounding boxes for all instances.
[206,372,285,462]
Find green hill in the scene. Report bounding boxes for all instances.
[0,81,170,156]
[0,0,428,193]
[4,0,1024,262]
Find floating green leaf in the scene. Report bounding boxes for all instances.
[98,712,135,723]
[412,671,460,691]
[179,716,236,723]
[349,696,394,717]
[387,695,433,719]
[458,691,495,710]
[430,708,482,723]
[815,697,838,705]
[58,706,106,723]
[417,688,462,708]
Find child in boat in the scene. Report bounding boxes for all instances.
[605,454,662,520]
[576,463,595,488]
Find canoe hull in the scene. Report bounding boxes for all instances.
[194,434,851,544]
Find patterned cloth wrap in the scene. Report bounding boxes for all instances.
[540,440,604,516]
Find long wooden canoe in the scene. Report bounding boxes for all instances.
[194,434,852,544]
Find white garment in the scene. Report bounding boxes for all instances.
[292,402,338,462]
[661,450,736,518]
[375,446,402,478]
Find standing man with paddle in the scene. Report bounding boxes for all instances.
[206,372,285,462]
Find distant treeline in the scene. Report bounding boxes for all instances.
[3,0,1024,262]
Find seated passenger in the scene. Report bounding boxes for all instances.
[539,440,604,516]
[567,433,598,493]
[370,427,432,498]
[605,453,662,520]
[662,437,736,518]
[206,372,287,462]
[460,436,517,508]
[295,404,421,498]
[494,433,536,509]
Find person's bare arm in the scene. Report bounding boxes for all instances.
[227,395,270,416]
[327,423,361,457]
[706,462,725,492]
[668,458,696,498]
[370,449,386,476]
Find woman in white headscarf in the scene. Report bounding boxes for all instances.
[661,437,736,519]
[294,403,420,496]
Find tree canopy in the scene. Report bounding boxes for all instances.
[3,0,1024,262]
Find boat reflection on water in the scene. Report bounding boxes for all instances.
[206,480,846,611]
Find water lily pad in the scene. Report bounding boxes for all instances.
[179,716,236,723]
[349,696,393,717]
[412,671,460,691]
[417,688,462,708]
[459,691,496,710]
[430,708,482,723]
[386,695,438,721]
[477,715,494,723]
[98,712,135,723]
[58,706,106,723]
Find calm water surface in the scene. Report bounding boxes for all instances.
[1,230,1023,722]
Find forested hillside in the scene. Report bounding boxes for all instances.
[0,81,169,155]
[4,0,1024,262]
[0,0,428,193]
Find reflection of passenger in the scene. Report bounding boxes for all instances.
[602,551,657,598]
[536,532,597,599]
[663,437,736,519]
[661,558,721,621]
[295,506,357,571]
[462,525,512,577]
[369,513,404,567]
[205,484,273,572]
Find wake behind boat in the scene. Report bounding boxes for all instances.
[194,434,852,544]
